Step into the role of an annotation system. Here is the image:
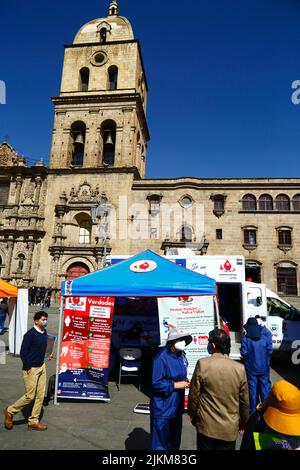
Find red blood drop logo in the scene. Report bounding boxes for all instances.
[72,297,80,304]
[224,260,232,271]
[140,262,150,270]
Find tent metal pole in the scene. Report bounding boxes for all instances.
[54,297,64,406]
[14,298,17,357]
[214,296,221,329]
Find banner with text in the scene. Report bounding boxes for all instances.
[57,296,115,401]
[157,296,215,381]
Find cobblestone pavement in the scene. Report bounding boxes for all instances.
[0,305,299,450]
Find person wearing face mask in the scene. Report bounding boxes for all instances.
[150,328,192,451]
[4,311,49,431]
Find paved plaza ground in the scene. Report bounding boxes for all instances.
[0,305,299,451]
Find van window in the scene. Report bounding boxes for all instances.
[247,287,262,307]
[267,297,299,320]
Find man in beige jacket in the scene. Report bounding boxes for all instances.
[188,328,249,450]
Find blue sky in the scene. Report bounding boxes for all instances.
[1,0,300,178]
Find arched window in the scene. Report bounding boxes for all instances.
[259,194,273,211]
[101,120,116,166]
[79,221,91,244]
[100,27,107,43]
[71,121,86,167]
[292,194,300,211]
[179,225,193,243]
[17,254,25,273]
[75,214,92,244]
[275,194,290,211]
[108,66,118,91]
[242,194,257,211]
[80,68,90,92]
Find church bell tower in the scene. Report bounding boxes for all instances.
[49,1,149,178]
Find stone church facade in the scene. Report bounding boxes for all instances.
[1,1,300,298]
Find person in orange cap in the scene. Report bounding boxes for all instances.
[241,380,300,450]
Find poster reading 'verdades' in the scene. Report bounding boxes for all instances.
[57,296,115,401]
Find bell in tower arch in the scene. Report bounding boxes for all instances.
[102,126,116,166]
[74,132,84,145]
[71,123,86,167]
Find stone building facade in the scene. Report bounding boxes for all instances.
[1,1,300,298]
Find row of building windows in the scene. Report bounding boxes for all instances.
[80,222,295,247]
[243,228,293,247]
[149,194,300,215]
[241,194,300,211]
[215,227,293,248]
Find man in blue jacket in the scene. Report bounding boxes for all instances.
[4,311,49,431]
[150,328,192,450]
[241,317,272,414]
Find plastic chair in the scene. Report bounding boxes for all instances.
[117,347,142,390]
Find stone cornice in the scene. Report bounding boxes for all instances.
[48,166,141,179]
[0,166,47,177]
[132,179,300,190]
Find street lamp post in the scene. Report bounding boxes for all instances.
[91,193,111,268]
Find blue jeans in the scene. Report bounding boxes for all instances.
[0,312,7,333]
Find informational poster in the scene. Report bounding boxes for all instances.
[157,296,215,381]
[57,296,115,401]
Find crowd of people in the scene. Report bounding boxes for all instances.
[0,287,52,335]
[28,287,52,308]
[3,308,300,450]
[150,321,300,451]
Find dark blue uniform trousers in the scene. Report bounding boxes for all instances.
[247,373,271,414]
[151,414,182,450]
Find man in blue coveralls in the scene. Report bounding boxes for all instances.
[241,317,272,414]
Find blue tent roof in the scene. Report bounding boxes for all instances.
[61,250,216,297]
